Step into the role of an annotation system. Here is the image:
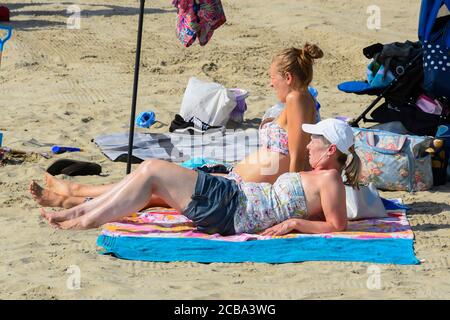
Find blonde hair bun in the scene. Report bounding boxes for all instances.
[302,42,324,60]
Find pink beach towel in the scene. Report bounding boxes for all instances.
[101,207,414,242]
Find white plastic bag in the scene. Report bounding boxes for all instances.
[179,77,237,127]
[345,183,387,220]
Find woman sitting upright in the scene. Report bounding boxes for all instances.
[231,43,323,183]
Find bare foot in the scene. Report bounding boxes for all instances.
[44,173,77,197]
[39,206,86,224]
[29,181,66,208]
[55,216,98,230]
[39,208,59,229]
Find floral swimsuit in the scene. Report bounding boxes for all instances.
[233,172,309,234]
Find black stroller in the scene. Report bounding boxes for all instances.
[340,0,450,137]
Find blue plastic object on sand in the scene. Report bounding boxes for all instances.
[0,25,12,52]
[51,146,82,154]
[0,132,3,147]
[0,25,12,67]
[136,111,156,128]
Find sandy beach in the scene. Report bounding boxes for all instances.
[0,0,449,299]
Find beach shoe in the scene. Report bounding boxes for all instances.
[190,116,225,133]
[170,114,224,134]
[173,125,225,134]
[169,114,192,132]
[47,159,102,176]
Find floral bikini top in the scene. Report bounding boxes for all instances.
[259,120,290,155]
[259,110,321,156]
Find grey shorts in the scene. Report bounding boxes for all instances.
[182,170,240,236]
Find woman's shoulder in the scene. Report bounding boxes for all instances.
[286,89,314,102]
[285,91,302,105]
[285,90,315,114]
[301,170,344,198]
[303,169,342,182]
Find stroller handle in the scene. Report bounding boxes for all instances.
[0,25,13,52]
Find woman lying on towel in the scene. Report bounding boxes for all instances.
[29,43,323,209]
[36,119,360,236]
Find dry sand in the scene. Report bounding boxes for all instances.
[0,0,449,299]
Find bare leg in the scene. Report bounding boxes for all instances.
[46,166,235,200]
[45,172,116,198]
[44,159,198,230]
[32,179,169,210]
[39,165,149,223]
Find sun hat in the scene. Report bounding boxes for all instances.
[302,118,354,155]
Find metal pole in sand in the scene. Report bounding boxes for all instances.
[126,0,146,174]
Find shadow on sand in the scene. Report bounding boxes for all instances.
[5,2,175,31]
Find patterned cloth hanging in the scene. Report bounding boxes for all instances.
[173,0,226,47]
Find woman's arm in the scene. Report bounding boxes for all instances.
[293,218,346,234]
[260,218,346,236]
[317,170,348,231]
[285,93,314,172]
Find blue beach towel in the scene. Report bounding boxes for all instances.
[96,200,419,265]
[97,235,418,265]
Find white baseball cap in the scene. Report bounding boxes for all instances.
[302,118,354,155]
